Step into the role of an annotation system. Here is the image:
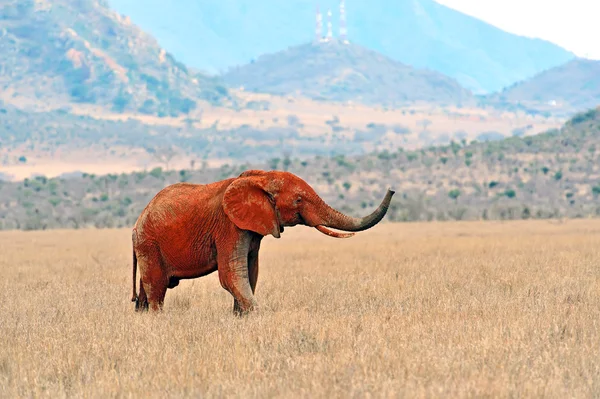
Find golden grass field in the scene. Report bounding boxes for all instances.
[1,220,599,398]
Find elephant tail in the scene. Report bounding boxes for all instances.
[131,228,138,302]
[131,248,138,302]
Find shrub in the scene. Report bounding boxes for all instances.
[406,152,418,162]
[554,171,563,181]
[569,109,597,125]
[48,197,61,207]
[112,90,132,113]
[149,167,163,179]
[269,158,280,170]
[392,125,411,135]
[287,115,301,127]
[179,170,189,182]
[377,151,393,160]
[448,189,460,201]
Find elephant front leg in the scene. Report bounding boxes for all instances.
[217,235,258,315]
[233,247,260,314]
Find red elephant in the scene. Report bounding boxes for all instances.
[131,170,394,314]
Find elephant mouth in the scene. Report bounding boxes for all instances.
[314,225,355,239]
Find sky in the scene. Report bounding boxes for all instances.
[435,0,600,59]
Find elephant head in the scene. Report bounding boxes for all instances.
[223,170,395,239]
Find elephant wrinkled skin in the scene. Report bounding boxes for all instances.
[131,170,395,314]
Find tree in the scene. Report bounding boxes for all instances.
[282,151,292,171]
[269,158,280,170]
[417,119,432,132]
[152,146,178,171]
[184,117,196,129]
[541,166,550,175]
[287,114,301,127]
[554,170,563,181]
[448,189,460,202]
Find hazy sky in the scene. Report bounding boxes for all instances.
[435,0,600,59]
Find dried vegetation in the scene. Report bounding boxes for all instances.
[1,220,599,397]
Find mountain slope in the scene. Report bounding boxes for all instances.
[0,0,232,116]
[108,0,574,94]
[222,41,474,106]
[486,59,600,113]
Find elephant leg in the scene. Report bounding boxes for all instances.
[144,279,168,312]
[135,279,149,312]
[137,250,168,312]
[248,246,260,294]
[234,247,260,313]
[218,234,258,315]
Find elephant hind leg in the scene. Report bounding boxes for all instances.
[136,249,168,312]
[135,279,149,312]
[144,279,168,312]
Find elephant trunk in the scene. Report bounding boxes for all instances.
[315,188,395,234]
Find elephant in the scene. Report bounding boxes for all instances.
[131,169,395,314]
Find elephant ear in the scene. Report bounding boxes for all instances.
[223,177,281,238]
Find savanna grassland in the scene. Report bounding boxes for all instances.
[1,220,599,398]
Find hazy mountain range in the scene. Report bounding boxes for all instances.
[486,58,600,115]
[0,0,232,115]
[223,41,475,106]
[108,0,575,94]
[0,0,596,124]
[0,0,592,117]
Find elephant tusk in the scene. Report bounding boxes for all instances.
[315,225,355,238]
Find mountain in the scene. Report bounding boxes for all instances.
[107,0,574,94]
[0,0,232,116]
[222,41,474,106]
[486,59,600,115]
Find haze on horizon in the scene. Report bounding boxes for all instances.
[435,0,600,60]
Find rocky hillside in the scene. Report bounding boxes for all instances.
[222,41,474,107]
[0,0,232,116]
[108,0,574,94]
[1,107,599,230]
[486,59,600,116]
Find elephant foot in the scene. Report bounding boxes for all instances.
[135,296,149,312]
[233,299,258,316]
[134,281,149,312]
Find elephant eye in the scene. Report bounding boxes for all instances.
[294,197,302,205]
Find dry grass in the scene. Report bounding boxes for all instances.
[1,220,599,398]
